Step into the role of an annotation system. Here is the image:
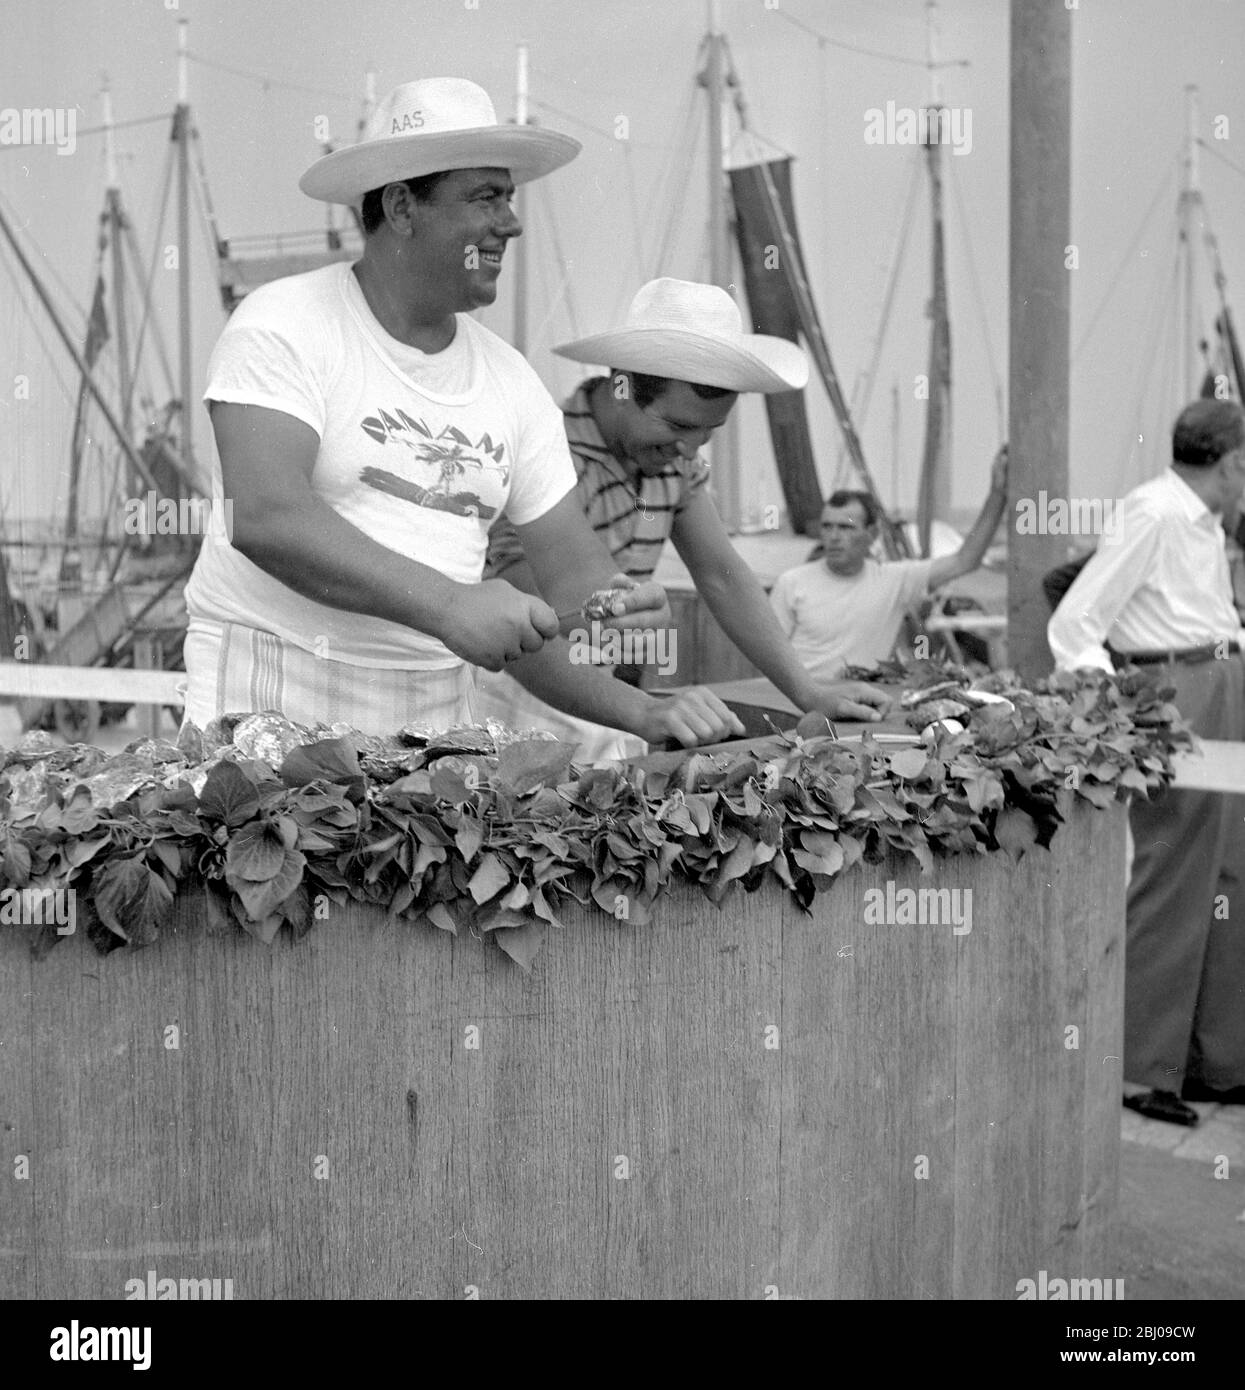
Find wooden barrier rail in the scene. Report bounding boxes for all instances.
[0,662,185,706]
[0,797,1124,1300]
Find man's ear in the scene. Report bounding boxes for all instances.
[382,181,418,236]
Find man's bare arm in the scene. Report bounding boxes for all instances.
[211,402,556,670]
[486,545,742,744]
[670,492,892,721]
[511,493,670,631]
[928,444,1009,589]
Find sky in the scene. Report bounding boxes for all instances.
[3,0,1245,539]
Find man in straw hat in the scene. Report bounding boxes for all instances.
[182,79,742,745]
[478,278,893,757]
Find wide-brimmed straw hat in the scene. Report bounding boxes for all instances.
[299,77,581,206]
[552,278,809,393]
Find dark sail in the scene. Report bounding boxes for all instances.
[730,157,910,557]
[729,158,823,536]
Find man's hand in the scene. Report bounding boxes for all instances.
[593,574,672,631]
[990,443,1009,492]
[803,680,894,723]
[440,579,560,671]
[638,688,745,748]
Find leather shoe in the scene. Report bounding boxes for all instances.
[1181,1080,1245,1104]
[1122,1090,1199,1126]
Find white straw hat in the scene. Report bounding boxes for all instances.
[300,77,581,205]
[552,278,809,393]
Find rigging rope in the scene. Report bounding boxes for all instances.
[834,151,921,480]
[536,180,581,340]
[0,112,168,152]
[1116,218,1181,490]
[0,187,89,327]
[772,5,970,71]
[122,141,178,407]
[1197,137,1245,186]
[1071,160,1175,364]
[651,86,703,281]
[185,50,356,102]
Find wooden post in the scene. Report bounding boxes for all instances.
[1008,0,1072,679]
[176,19,194,489]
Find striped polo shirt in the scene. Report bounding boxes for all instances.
[485,377,711,582]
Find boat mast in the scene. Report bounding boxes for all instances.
[513,44,530,356]
[1179,84,1202,403]
[917,0,952,557]
[702,0,740,531]
[175,19,194,489]
[104,80,134,486]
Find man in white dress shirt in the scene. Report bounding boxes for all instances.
[1048,398,1245,1125]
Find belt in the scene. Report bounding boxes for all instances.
[1109,640,1241,668]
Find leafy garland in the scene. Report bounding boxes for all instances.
[0,664,1192,971]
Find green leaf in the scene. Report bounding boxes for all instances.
[455,818,484,862]
[494,918,546,972]
[467,851,511,904]
[994,807,1038,861]
[234,848,306,923]
[4,837,32,885]
[280,738,365,799]
[888,748,928,781]
[65,836,109,870]
[94,855,174,947]
[60,785,99,834]
[425,901,457,934]
[496,738,576,795]
[429,763,475,803]
[225,821,286,882]
[198,760,261,827]
[792,840,845,877]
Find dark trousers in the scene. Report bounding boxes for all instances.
[1124,652,1245,1090]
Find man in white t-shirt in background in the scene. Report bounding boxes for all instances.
[182,78,741,746]
[769,446,1008,677]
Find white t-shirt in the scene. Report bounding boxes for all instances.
[186,261,576,667]
[769,557,935,677]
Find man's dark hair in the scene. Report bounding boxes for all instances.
[1172,398,1245,469]
[823,489,879,528]
[360,173,449,235]
[620,370,736,410]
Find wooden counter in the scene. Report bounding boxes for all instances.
[0,795,1125,1300]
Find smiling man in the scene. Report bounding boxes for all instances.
[478,278,895,758]
[181,79,734,741]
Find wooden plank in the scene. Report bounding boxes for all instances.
[1079,800,1127,1275]
[0,940,34,1299]
[778,857,959,1298]
[0,662,185,706]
